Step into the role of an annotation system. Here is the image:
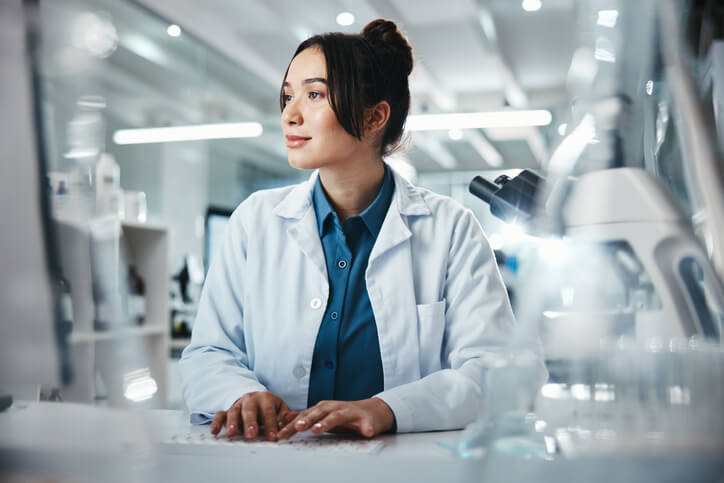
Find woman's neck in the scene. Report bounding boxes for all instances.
[318,157,386,223]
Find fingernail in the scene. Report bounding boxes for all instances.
[296,419,306,427]
[228,424,235,431]
[313,423,323,429]
[269,432,277,440]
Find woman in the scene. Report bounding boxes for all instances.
[180,19,539,441]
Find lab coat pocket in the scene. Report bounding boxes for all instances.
[416,300,446,375]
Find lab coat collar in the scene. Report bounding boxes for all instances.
[272,164,431,220]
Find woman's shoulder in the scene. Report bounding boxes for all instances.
[233,180,307,218]
[406,181,472,224]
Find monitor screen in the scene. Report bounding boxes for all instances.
[204,206,233,273]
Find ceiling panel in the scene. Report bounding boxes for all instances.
[65,0,581,171]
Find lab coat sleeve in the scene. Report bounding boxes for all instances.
[375,208,546,433]
[179,206,267,423]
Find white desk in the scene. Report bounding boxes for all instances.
[0,401,466,482]
[1,402,722,483]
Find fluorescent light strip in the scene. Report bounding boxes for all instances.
[406,110,552,131]
[113,122,263,145]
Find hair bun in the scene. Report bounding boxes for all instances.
[362,19,413,76]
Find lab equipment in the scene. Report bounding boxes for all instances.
[469,170,543,226]
[463,0,724,459]
[95,153,124,218]
[472,167,724,341]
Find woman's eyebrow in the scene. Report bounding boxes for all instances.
[302,77,327,85]
[282,77,327,88]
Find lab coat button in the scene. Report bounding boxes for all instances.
[310,297,322,309]
[330,311,338,320]
[337,260,347,269]
[293,365,306,378]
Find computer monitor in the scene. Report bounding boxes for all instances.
[204,206,233,273]
[0,0,71,393]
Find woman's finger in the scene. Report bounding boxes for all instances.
[277,402,295,429]
[210,411,227,436]
[240,397,260,439]
[310,408,353,435]
[278,404,331,439]
[258,397,279,441]
[225,404,241,437]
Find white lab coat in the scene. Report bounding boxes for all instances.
[180,168,542,432]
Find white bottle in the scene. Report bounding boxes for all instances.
[95,153,124,218]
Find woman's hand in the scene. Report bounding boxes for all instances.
[209,391,293,441]
[277,398,394,439]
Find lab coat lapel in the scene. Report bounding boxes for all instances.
[273,172,327,279]
[369,169,430,264]
[287,207,327,278]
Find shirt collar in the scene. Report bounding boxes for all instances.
[312,164,395,238]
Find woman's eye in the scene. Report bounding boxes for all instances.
[309,92,322,100]
[283,94,293,103]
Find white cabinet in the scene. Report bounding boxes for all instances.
[55,218,169,408]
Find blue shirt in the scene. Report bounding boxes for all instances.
[308,165,394,409]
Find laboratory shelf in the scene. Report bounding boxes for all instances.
[56,219,170,409]
[69,325,167,343]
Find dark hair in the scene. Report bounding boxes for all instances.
[280,19,413,157]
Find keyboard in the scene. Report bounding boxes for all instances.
[164,431,384,454]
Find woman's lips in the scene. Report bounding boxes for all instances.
[285,135,311,148]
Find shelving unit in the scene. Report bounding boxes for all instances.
[55,217,169,408]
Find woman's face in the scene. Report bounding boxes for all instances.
[281,47,364,170]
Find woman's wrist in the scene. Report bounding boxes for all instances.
[369,397,395,433]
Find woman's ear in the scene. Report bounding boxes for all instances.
[364,101,391,136]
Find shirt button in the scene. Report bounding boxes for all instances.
[330,311,338,320]
[337,260,347,269]
[293,365,306,378]
[310,297,322,309]
[324,360,334,369]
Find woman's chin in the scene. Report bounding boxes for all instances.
[288,156,323,171]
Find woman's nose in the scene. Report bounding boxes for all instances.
[282,100,302,125]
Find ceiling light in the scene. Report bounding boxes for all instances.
[557,123,568,136]
[113,122,263,145]
[72,13,118,59]
[448,128,463,141]
[645,80,654,96]
[122,34,168,65]
[522,0,542,12]
[167,24,181,37]
[596,10,618,28]
[406,110,552,131]
[336,12,355,26]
